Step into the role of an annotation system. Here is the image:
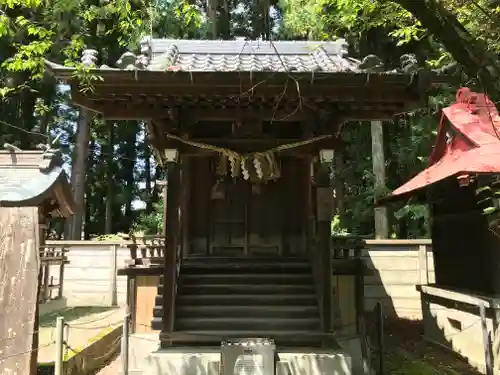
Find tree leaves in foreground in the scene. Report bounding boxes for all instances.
[4,0,500,238]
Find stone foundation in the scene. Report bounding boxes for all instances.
[419,285,500,374]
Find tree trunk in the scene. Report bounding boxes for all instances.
[371,120,389,239]
[84,138,96,239]
[392,0,500,93]
[20,88,36,149]
[123,121,138,228]
[67,109,91,240]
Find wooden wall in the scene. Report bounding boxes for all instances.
[134,275,160,333]
[186,156,309,256]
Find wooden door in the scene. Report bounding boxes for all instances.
[186,156,307,257]
[210,180,248,256]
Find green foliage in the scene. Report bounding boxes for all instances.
[1,0,498,240]
[475,182,500,230]
[92,233,129,241]
[0,0,149,98]
[133,200,164,234]
[331,215,350,235]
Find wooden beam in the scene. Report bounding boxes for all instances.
[90,100,405,122]
[71,87,104,115]
[98,104,320,122]
[87,84,417,103]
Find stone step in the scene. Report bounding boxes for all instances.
[176,293,318,306]
[175,317,321,331]
[180,260,311,274]
[166,304,319,319]
[160,330,329,346]
[181,273,313,285]
[164,283,315,295]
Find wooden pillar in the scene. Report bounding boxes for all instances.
[181,157,190,258]
[333,150,346,225]
[315,161,333,333]
[371,120,389,238]
[160,155,181,347]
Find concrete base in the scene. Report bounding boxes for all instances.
[128,333,162,373]
[127,333,361,375]
[337,336,370,375]
[420,285,500,375]
[144,347,352,375]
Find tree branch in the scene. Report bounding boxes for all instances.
[391,0,500,94]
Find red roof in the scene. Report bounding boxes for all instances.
[382,88,500,203]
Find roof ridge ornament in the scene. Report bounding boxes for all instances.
[400,54,419,74]
[137,36,152,69]
[81,49,98,67]
[358,54,384,72]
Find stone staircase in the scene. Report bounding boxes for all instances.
[152,257,324,346]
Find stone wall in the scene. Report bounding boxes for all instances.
[45,239,433,319]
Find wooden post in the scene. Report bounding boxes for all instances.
[110,244,118,306]
[0,207,40,375]
[418,244,429,285]
[160,161,181,347]
[122,308,130,375]
[371,120,389,239]
[55,316,64,375]
[41,223,50,302]
[127,275,137,334]
[58,247,66,299]
[376,302,384,375]
[315,162,333,334]
[0,149,76,375]
[480,302,493,375]
[333,150,346,225]
[356,258,370,375]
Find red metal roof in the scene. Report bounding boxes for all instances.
[382,87,500,203]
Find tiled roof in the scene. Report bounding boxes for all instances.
[45,38,422,76]
[146,39,361,73]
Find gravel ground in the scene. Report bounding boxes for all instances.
[381,318,482,375]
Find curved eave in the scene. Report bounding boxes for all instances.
[378,145,500,206]
[0,167,76,218]
[44,59,439,91]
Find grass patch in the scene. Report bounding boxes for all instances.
[64,327,116,360]
[39,307,114,327]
